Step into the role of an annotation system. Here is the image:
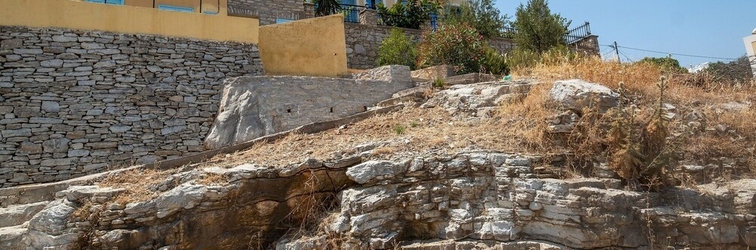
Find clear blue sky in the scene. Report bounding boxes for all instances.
[494,1,756,67]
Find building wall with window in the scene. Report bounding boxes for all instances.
[744,29,756,79]
[3,0,256,43]
[227,0,305,25]
[75,0,229,15]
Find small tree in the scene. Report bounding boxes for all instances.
[512,0,570,53]
[377,0,439,29]
[418,22,487,74]
[313,0,341,16]
[443,0,509,38]
[704,56,754,84]
[377,29,418,69]
[636,57,688,74]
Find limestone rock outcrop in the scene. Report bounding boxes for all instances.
[3,150,754,249]
[204,65,414,149]
[550,79,619,114]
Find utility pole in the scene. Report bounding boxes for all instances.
[613,41,621,63]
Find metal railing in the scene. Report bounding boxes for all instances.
[339,3,366,23]
[565,22,591,44]
[498,22,592,44]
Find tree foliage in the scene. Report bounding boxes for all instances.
[418,23,487,74]
[443,0,509,38]
[377,29,418,69]
[512,0,570,53]
[313,0,341,16]
[377,0,439,29]
[636,57,688,74]
[704,56,754,83]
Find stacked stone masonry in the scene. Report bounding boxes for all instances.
[228,0,305,25]
[0,26,263,187]
[344,24,517,70]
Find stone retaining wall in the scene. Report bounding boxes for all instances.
[0,26,264,187]
[344,23,599,70]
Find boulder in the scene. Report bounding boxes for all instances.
[204,67,413,149]
[549,79,619,114]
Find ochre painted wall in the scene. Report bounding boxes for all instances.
[259,15,348,77]
[1,0,252,43]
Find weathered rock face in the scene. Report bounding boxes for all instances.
[421,80,534,117]
[204,65,414,149]
[550,79,619,114]
[3,150,754,249]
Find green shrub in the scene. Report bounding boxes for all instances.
[417,23,487,74]
[432,78,446,88]
[394,125,406,135]
[636,57,687,74]
[377,29,418,70]
[377,0,439,29]
[481,47,510,75]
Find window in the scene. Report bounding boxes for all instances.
[158,5,195,13]
[276,18,293,24]
[85,0,124,5]
[367,0,383,8]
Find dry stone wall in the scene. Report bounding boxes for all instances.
[345,24,423,70]
[0,26,263,187]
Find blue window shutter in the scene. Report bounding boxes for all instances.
[276,18,293,24]
[106,0,124,5]
[158,5,195,13]
[85,0,106,3]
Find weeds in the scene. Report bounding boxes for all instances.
[432,78,446,88]
[394,125,406,135]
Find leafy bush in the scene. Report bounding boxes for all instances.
[417,23,487,74]
[377,29,418,70]
[443,0,509,38]
[512,0,570,53]
[704,56,754,84]
[377,0,439,29]
[481,47,510,75]
[636,57,687,74]
[313,0,341,16]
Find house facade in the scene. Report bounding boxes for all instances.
[744,28,756,79]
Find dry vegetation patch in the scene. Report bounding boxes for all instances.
[98,168,180,204]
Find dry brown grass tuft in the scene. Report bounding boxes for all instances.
[98,167,180,204]
[198,172,229,186]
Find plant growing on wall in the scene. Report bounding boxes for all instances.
[377,0,439,29]
[377,28,418,69]
[313,0,341,16]
[512,0,570,53]
[417,22,487,74]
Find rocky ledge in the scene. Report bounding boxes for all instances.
[2,149,754,249]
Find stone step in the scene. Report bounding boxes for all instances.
[0,201,49,228]
[0,225,26,250]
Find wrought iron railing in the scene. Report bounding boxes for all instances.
[339,4,366,23]
[564,22,591,44]
[498,22,592,44]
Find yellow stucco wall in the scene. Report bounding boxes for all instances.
[259,15,348,77]
[1,0,254,43]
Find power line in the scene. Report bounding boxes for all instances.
[617,45,737,61]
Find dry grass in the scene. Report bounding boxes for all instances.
[99,56,756,190]
[98,168,180,204]
[510,56,756,182]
